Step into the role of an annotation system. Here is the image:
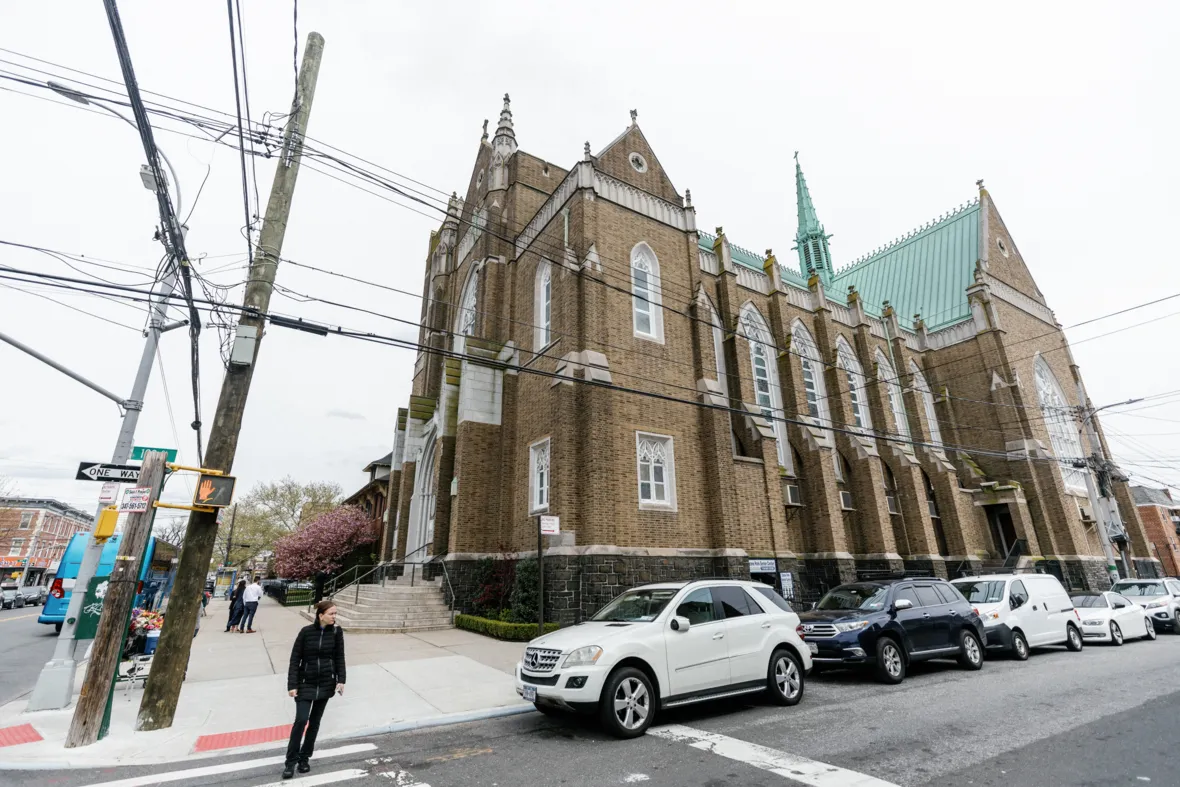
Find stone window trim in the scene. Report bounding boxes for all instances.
[835,336,872,434]
[529,437,551,514]
[8,538,23,556]
[996,236,1010,257]
[629,152,648,173]
[707,301,728,396]
[740,303,791,473]
[630,242,665,344]
[636,431,677,511]
[18,511,34,529]
[535,260,553,351]
[1033,354,1088,494]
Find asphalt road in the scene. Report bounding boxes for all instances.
[6,633,1180,787]
[0,602,57,706]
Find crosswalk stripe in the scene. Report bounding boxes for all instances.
[251,768,368,787]
[650,725,901,787]
[74,743,377,787]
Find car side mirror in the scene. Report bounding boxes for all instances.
[1010,596,1023,610]
[893,598,913,612]
[1114,602,1126,609]
[670,616,690,632]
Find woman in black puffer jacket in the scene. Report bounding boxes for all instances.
[282,599,346,780]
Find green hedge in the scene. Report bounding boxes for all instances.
[455,613,558,641]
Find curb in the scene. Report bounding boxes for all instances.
[0,703,536,772]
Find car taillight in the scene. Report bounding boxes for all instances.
[973,607,980,617]
[796,624,805,638]
[50,578,64,599]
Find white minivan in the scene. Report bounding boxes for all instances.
[950,573,1083,659]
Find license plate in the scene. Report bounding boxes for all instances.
[523,684,537,702]
[807,641,818,655]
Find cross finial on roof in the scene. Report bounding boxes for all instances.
[630,108,637,124]
[794,150,799,161]
[481,119,488,141]
[976,178,985,189]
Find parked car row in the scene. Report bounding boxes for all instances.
[515,572,1178,739]
[1,582,47,609]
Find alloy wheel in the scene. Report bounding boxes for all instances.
[1111,622,1123,645]
[964,634,981,665]
[1146,619,1157,640]
[884,644,902,677]
[775,656,801,700]
[613,677,650,731]
[1015,635,1028,659]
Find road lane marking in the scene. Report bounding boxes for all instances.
[0,614,36,623]
[252,768,368,786]
[74,743,377,787]
[377,766,431,786]
[651,724,901,787]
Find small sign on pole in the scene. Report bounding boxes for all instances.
[779,571,794,601]
[98,482,120,504]
[539,515,560,535]
[130,446,178,463]
[118,487,152,514]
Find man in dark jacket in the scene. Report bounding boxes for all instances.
[283,600,346,779]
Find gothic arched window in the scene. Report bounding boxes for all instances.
[1034,355,1088,493]
[740,304,789,471]
[631,242,663,342]
[792,321,830,428]
[457,267,479,338]
[535,260,552,350]
[836,337,872,433]
[909,361,944,454]
[876,349,910,442]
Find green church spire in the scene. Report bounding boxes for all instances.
[793,152,835,283]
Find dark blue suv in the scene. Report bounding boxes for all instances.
[797,578,986,684]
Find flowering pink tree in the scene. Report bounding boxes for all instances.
[273,505,379,579]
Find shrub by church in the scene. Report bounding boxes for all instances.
[379,96,1155,623]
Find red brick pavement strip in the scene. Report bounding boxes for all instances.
[193,723,294,753]
[0,723,43,747]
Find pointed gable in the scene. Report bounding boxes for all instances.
[981,189,1046,304]
[594,120,681,204]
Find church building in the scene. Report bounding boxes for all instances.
[380,96,1156,623]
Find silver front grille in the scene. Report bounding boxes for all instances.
[523,647,562,673]
[800,623,837,639]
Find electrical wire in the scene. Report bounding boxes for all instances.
[0,281,140,332]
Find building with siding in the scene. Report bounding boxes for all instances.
[378,98,1154,621]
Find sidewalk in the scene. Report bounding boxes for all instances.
[0,597,530,769]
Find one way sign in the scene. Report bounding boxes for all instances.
[76,462,141,483]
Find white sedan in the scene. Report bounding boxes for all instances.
[514,579,811,738]
[1071,591,1157,645]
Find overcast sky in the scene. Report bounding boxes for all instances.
[1,1,1178,524]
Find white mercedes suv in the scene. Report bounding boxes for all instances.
[514,579,812,738]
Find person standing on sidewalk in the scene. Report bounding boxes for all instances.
[283,599,346,780]
[226,579,247,632]
[240,576,263,633]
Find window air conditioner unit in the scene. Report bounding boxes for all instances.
[886,495,899,515]
[840,490,855,511]
[1078,503,1094,522]
[785,484,802,507]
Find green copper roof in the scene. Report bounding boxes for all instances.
[698,232,809,290]
[831,199,980,330]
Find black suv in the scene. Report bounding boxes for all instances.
[797,578,985,684]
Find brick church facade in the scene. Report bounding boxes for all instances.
[380,97,1156,623]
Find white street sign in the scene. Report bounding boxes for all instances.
[98,482,120,504]
[748,558,777,573]
[118,486,152,514]
[540,515,560,535]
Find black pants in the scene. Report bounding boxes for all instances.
[286,696,330,765]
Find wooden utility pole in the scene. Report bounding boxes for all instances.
[65,450,167,748]
[136,32,324,732]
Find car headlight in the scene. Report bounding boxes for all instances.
[979,611,1000,622]
[562,646,603,667]
[1082,618,1103,626]
[1143,600,1167,609]
[835,621,870,633]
